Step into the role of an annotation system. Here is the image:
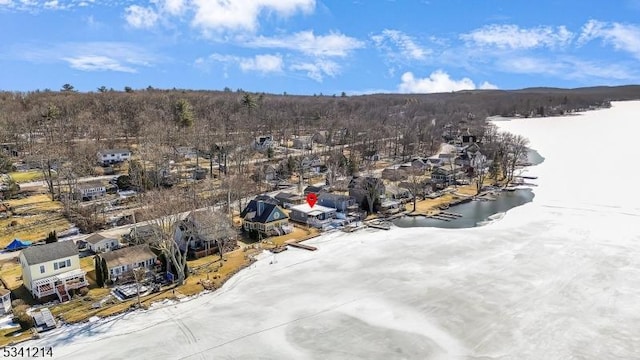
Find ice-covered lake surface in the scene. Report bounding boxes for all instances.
[28,102,640,359]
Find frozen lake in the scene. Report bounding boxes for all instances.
[26,101,640,359]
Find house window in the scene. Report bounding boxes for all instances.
[40,265,45,273]
[66,259,71,267]
[54,259,70,270]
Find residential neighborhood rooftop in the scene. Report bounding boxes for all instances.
[21,241,78,265]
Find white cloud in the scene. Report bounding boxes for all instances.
[398,70,497,93]
[371,29,431,61]
[479,81,498,90]
[190,0,315,32]
[577,20,640,59]
[245,31,364,57]
[11,42,158,72]
[62,55,137,73]
[125,5,159,29]
[197,53,285,75]
[0,0,12,5]
[156,0,186,15]
[43,0,58,8]
[290,60,339,82]
[460,24,574,49]
[239,54,283,73]
[496,55,634,81]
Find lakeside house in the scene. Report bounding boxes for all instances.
[289,203,337,229]
[274,192,306,209]
[173,211,237,259]
[85,233,119,253]
[240,199,291,237]
[0,288,11,314]
[431,164,465,184]
[75,181,106,201]
[20,241,88,302]
[95,244,158,284]
[97,149,132,166]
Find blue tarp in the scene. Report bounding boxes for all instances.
[5,239,32,251]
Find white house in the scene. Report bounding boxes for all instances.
[97,149,132,166]
[85,233,119,253]
[20,241,88,302]
[75,181,106,201]
[0,288,11,314]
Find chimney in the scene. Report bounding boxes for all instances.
[257,201,264,216]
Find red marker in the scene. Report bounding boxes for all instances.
[306,193,318,208]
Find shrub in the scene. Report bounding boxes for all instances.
[13,304,29,314]
[78,287,89,296]
[11,299,25,308]
[13,311,34,330]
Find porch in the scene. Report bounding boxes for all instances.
[32,269,88,302]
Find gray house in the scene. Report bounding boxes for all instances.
[289,203,337,228]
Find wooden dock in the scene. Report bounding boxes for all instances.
[366,220,392,230]
[426,210,463,221]
[286,242,317,251]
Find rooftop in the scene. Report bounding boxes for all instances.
[99,244,156,269]
[290,203,336,214]
[22,241,78,265]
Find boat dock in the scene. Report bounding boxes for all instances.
[365,220,392,230]
[426,211,463,221]
[286,242,317,251]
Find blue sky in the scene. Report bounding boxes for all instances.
[1,0,640,95]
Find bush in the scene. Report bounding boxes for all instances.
[13,304,29,314]
[14,311,34,330]
[78,287,89,296]
[11,299,24,308]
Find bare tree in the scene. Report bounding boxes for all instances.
[405,167,426,212]
[136,189,194,285]
[133,267,146,308]
[471,152,488,195]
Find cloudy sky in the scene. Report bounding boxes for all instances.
[1,0,640,94]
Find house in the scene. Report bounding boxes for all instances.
[20,241,88,302]
[240,199,291,237]
[292,136,313,150]
[312,130,328,144]
[289,203,337,229]
[274,192,306,209]
[75,181,106,201]
[175,147,197,159]
[124,224,161,244]
[253,135,274,151]
[0,288,11,314]
[382,165,407,182]
[379,199,404,215]
[173,211,237,259]
[385,185,412,202]
[431,164,465,184]
[317,192,358,213]
[97,149,132,166]
[303,185,325,195]
[95,244,158,284]
[85,233,119,253]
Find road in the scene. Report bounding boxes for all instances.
[18,175,116,189]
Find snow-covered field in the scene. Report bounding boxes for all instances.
[27,101,640,359]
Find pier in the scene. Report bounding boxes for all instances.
[286,242,317,251]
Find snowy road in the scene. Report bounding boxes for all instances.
[24,101,640,359]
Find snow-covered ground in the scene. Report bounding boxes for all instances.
[26,101,640,359]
